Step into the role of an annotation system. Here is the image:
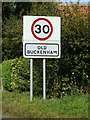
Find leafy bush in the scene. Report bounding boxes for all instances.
[11,57,30,92]
[2,59,12,91]
[11,57,43,96]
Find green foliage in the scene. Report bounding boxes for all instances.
[2,60,12,91]
[2,2,15,20]
[54,3,89,97]
[11,57,30,92]
[33,59,43,96]
[2,16,23,60]
[10,57,43,95]
[2,2,89,97]
[14,2,32,17]
[29,2,59,16]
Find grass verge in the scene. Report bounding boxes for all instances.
[2,90,89,118]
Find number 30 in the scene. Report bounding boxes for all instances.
[35,24,49,34]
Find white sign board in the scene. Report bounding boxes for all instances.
[23,16,61,58]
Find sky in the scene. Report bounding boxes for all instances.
[56,0,89,3]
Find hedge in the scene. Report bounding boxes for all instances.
[2,56,89,97]
[2,59,12,91]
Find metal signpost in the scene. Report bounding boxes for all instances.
[30,59,33,101]
[43,58,46,100]
[23,16,61,101]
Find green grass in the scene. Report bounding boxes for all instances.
[2,90,89,118]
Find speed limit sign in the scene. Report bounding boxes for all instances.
[31,18,53,41]
[23,16,61,58]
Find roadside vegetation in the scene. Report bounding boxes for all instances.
[2,90,89,118]
[2,1,89,119]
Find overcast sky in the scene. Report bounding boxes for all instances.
[56,0,89,3]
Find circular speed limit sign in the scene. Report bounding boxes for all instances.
[31,18,53,41]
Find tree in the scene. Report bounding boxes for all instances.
[2,16,23,60]
[14,2,32,18]
[2,2,15,20]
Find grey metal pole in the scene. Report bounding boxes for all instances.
[30,58,33,101]
[43,58,46,100]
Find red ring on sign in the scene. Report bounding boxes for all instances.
[31,18,53,41]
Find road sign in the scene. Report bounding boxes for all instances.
[23,16,61,58]
[31,18,53,41]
